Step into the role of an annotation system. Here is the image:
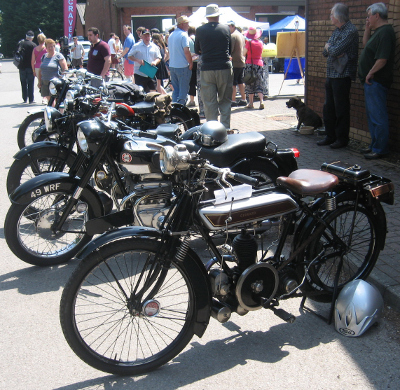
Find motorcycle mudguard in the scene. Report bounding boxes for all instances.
[9,172,104,218]
[171,104,200,127]
[77,226,212,337]
[274,149,299,177]
[26,107,45,115]
[13,141,70,160]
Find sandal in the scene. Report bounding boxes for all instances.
[259,103,264,110]
[245,104,254,109]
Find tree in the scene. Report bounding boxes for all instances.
[0,0,63,56]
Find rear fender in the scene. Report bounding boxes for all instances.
[274,149,299,176]
[9,172,104,218]
[171,104,200,127]
[77,226,212,337]
[13,142,71,160]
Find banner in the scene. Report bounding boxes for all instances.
[64,0,77,42]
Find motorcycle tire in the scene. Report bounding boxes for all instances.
[17,111,50,150]
[7,147,77,195]
[60,238,196,376]
[297,201,384,302]
[166,109,192,134]
[5,189,97,266]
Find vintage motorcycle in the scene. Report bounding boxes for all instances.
[5,113,298,267]
[58,143,394,375]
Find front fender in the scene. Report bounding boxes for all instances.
[26,107,45,115]
[77,226,212,337]
[9,173,104,220]
[13,141,69,160]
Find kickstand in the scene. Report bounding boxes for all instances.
[300,257,344,325]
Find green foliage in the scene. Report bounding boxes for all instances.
[0,0,64,56]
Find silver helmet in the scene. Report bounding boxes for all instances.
[334,279,384,337]
[196,121,228,147]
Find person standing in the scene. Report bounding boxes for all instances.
[152,33,169,95]
[195,4,233,129]
[87,27,111,84]
[128,29,161,92]
[168,16,193,105]
[70,36,84,69]
[38,39,68,103]
[358,2,396,159]
[107,33,117,66]
[317,3,359,149]
[31,33,47,79]
[243,27,267,110]
[18,30,37,104]
[187,26,198,107]
[119,25,136,81]
[228,21,247,107]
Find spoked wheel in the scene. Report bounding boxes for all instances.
[300,203,382,302]
[60,238,196,376]
[4,191,94,266]
[109,68,125,82]
[17,112,54,149]
[7,147,76,195]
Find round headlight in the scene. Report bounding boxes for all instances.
[160,145,191,175]
[44,107,62,132]
[77,128,89,153]
[65,90,77,101]
[49,81,57,96]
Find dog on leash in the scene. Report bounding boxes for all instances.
[286,97,323,130]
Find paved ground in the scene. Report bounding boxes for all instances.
[1,61,400,389]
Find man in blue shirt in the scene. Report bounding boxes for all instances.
[119,25,135,82]
[168,16,193,105]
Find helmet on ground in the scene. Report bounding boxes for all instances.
[334,279,384,337]
[196,121,228,147]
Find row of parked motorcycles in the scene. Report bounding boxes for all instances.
[5,68,395,375]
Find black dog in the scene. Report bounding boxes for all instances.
[286,97,323,130]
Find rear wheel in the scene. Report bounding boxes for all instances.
[166,109,192,135]
[299,203,382,302]
[109,68,125,82]
[60,238,196,376]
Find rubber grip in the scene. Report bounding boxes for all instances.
[232,173,259,186]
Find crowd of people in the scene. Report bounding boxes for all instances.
[15,2,395,156]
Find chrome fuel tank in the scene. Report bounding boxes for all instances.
[198,191,298,231]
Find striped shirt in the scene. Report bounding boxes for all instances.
[323,21,359,80]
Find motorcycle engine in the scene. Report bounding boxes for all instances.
[124,179,173,229]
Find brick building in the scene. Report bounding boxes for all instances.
[306,0,400,148]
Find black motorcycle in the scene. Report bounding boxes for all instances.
[5,113,298,267]
[59,144,393,376]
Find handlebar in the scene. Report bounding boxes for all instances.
[203,162,259,187]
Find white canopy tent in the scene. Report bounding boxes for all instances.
[188,7,269,31]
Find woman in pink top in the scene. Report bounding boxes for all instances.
[243,27,267,110]
[31,33,47,79]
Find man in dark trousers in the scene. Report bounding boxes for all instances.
[358,2,396,159]
[87,27,111,87]
[18,30,37,104]
[195,4,233,129]
[317,3,359,149]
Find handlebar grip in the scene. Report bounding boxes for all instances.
[135,131,157,140]
[231,173,259,187]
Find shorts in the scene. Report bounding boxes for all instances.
[72,58,83,68]
[124,59,134,76]
[40,79,51,97]
[134,73,157,93]
[111,54,119,65]
[233,67,244,86]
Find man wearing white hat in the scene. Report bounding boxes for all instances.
[168,15,193,105]
[195,4,233,128]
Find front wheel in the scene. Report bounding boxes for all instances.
[5,190,96,266]
[7,147,77,195]
[299,203,383,302]
[60,238,196,376]
[17,112,50,149]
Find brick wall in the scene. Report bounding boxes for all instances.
[306,0,400,148]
